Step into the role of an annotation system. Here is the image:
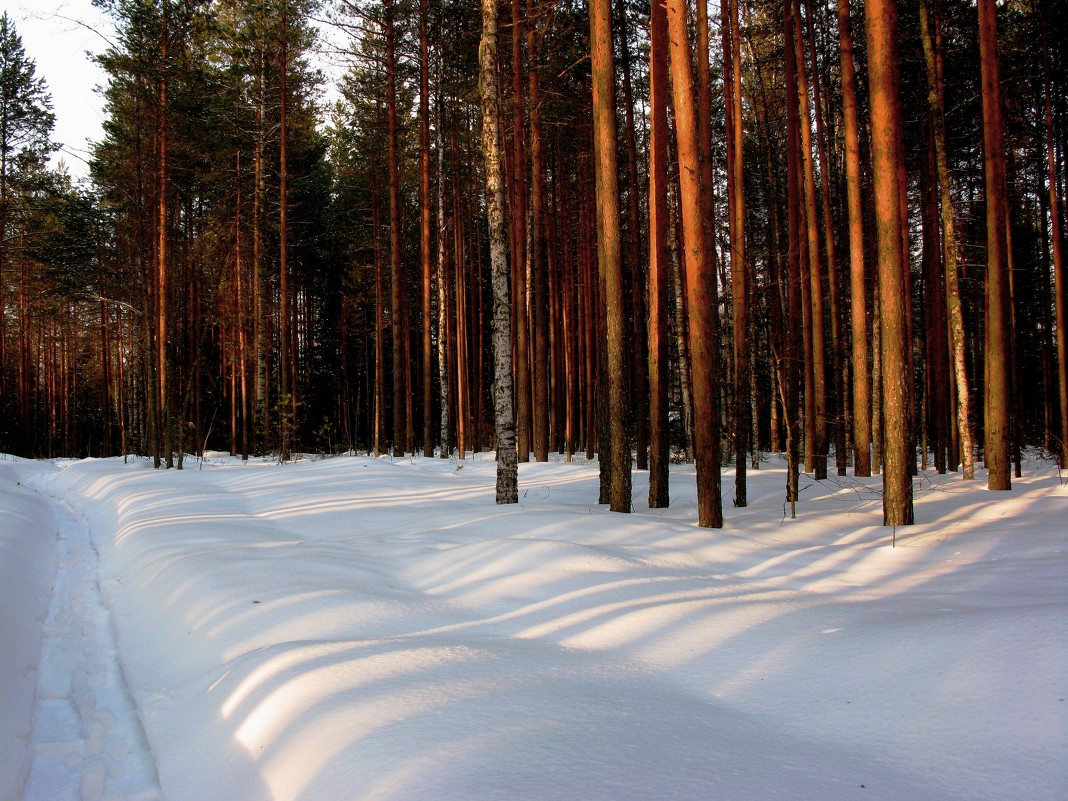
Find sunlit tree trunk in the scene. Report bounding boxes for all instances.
[806,0,844,477]
[837,0,870,477]
[977,0,1011,491]
[667,0,722,528]
[919,0,974,478]
[724,0,749,506]
[792,0,826,481]
[865,0,914,525]
[590,0,632,512]
[480,0,518,503]
[647,0,670,509]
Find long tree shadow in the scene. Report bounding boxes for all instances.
[46,455,1068,801]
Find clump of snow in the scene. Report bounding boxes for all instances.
[3,452,1066,800]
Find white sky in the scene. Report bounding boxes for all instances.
[5,1,347,184]
[4,0,114,181]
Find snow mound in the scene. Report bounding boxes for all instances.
[6,454,1067,801]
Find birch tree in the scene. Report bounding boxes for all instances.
[480,0,518,503]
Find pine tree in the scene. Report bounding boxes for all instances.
[0,12,55,453]
[646,0,670,510]
[978,0,1012,491]
[590,0,631,513]
[865,0,914,525]
[667,0,722,528]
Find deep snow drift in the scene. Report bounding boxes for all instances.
[2,451,1066,801]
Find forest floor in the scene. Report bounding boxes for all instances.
[1,450,1066,801]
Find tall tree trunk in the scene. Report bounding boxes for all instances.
[560,150,578,460]
[278,2,292,461]
[480,0,518,503]
[590,0,632,513]
[838,0,870,477]
[528,0,550,463]
[977,0,1012,491]
[921,113,949,474]
[253,45,267,452]
[454,182,468,459]
[672,201,695,464]
[647,0,670,509]
[385,0,407,455]
[1044,12,1068,468]
[792,0,826,481]
[234,150,249,460]
[784,0,803,511]
[420,0,433,457]
[806,0,845,477]
[919,0,974,478]
[724,0,749,506]
[865,0,914,525]
[695,0,715,254]
[667,0,722,528]
[511,0,531,463]
[436,75,450,458]
[616,0,647,473]
[374,188,385,457]
[0,154,7,432]
[158,0,172,468]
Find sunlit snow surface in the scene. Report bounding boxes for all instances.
[3,452,1066,801]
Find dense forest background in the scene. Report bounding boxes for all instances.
[0,0,1065,526]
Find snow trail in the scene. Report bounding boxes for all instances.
[21,490,163,801]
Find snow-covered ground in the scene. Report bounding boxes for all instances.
[2,451,1066,801]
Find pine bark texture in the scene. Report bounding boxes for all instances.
[667,0,722,528]
[792,0,826,481]
[919,0,974,478]
[590,0,632,513]
[865,0,914,525]
[837,0,870,478]
[725,0,749,506]
[978,0,1012,491]
[647,0,670,510]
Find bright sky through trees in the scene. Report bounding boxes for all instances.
[5,1,112,179]
[5,0,343,180]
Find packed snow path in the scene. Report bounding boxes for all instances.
[20,483,162,801]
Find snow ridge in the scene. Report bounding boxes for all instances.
[20,492,163,801]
